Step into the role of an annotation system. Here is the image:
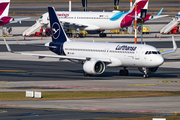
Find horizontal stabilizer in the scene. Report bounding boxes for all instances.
[10,17,31,24]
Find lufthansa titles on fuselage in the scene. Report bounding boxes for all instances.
[115,45,137,51]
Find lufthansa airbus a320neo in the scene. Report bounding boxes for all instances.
[4,7,177,78]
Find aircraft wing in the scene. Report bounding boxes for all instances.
[160,36,177,55]
[4,39,111,63]
[151,8,169,20]
[10,17,31,24]
[151,15,169,20]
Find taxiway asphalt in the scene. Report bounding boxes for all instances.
[0,16,180,119]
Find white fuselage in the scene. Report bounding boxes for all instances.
[40,11,129,30]
[60,41,164,68]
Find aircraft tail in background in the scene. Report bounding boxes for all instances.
[129,0,149,16]
[0,0,10,17]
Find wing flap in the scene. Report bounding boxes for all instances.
[10,17,31,23]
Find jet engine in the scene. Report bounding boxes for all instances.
[83,60,105,75]
[138,67,159,74]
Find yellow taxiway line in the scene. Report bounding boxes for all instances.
[127,84,156,86]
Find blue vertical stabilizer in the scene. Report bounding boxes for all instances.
[48,7,68,43]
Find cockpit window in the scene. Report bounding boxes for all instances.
[145,51,161,55]
[152,51,157,54]
[40,16,43,19]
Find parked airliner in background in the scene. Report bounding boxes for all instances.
[5,7,177,78]
[32,0,168,37]
[0,0,30,26]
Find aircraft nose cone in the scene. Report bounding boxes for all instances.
[156,55,164,66]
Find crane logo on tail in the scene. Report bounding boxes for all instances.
[52,22,60,40]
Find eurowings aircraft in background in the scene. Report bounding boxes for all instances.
[0,0,30,26]
[4,7,177,78]
[34,0,168,37]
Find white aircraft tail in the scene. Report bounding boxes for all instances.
[128,0,149,16]
[0,0,10,16]
[135,0,149,9]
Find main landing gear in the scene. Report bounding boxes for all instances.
[142,67,148,78]
[119,67,129,76]
[99,33,106,37]
[99,30,106,37]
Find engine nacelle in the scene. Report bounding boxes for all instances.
[83,60,105,75]
[138,67,159,74]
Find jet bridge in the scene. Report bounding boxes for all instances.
[22,20,45,36]
[160,17,180,34]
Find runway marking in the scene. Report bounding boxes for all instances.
[33,85,117,90]
[70,108,168,113]
[0,81,8,84]
[0,104,18,107]
[0,110,7,113]
[0,70,26,73]
[159,81,180,83]
[127,84,157,86]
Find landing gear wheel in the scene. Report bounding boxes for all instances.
[119,69,129,76]
[143,74,148,78]
[99,33,106,37]
[124,70,129,76]
[119,70,124,76]
[142,67,149,78]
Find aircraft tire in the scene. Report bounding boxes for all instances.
[143,74,148,78]
[119,69,129,76]
[99,33,106,37]
[124,70,129,76]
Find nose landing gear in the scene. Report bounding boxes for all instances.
[142,67,148,78]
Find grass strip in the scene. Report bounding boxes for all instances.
[104,116,180,120]
[0,91,180,101]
